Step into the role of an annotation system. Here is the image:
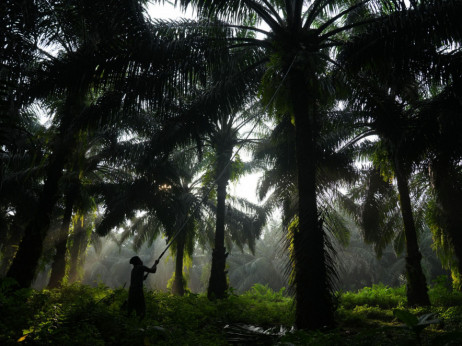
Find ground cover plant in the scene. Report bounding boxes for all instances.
[1,279,462,345]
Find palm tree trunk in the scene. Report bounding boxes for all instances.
[47,190,75,288]
[291,71,335,329]
[68,217,87,283]
[394,156,430,306]
[172,231,186,296]
[207,149,232,300]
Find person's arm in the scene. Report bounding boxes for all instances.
[143,260,159,280]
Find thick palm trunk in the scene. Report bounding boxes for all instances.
[431,157,462,279]
[172,231,186,296]
[291,71,335,329]
[48,191,75,288]
[394,157,430,306]
[6,142,70,287]
[207,149,232,300]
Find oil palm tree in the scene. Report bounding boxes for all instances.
[342,74,431,305]
[171,0,396,328]
[203,107,270,299]
[146,30,269,298]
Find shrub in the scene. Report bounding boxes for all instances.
[340,284,405,309]
[429,275,462,307]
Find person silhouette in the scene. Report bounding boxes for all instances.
[127,256,159,319]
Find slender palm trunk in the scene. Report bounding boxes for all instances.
[291,71,335,329]
[172,230,186,296]
[48,191,75,288]
[207,148,232,300]
[394,156,430,306]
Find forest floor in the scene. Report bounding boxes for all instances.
[1,278,462,345]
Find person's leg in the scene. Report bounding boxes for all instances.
[137,294,146,320]
[127,288,137,317]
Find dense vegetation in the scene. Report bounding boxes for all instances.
[2,0,462,338]
[1,279,462,345]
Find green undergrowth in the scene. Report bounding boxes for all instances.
[1,279,462,345]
